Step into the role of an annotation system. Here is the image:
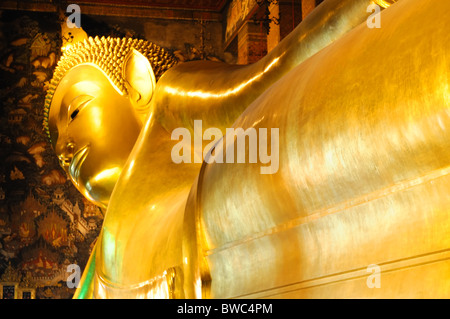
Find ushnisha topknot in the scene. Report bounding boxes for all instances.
[43,36,178,142]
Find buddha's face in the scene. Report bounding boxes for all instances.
[48,64,143,209]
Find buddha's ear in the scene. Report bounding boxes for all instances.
[122,48,156,113]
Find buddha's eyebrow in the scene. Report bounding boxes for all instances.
[68,94,94,121]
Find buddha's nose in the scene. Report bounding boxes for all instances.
[56,139,76,170]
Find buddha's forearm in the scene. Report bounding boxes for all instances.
[153,0,395,135]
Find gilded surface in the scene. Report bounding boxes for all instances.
[47,0,450,299]
[46,37,177,209]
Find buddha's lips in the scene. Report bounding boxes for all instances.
[69,145,89,185]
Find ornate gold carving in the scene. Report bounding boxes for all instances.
[1,262,21,282]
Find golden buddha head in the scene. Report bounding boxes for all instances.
[43,36,177,208]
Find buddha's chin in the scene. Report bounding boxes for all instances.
[77,177,118,209]
[79,184,111,210]
[75,167,122,209]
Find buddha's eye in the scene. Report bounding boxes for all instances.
[70,109,80,120]
[68,95,94,123]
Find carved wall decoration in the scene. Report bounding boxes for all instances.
[0,11,102,299]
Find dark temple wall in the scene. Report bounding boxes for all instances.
[0,10,102,299]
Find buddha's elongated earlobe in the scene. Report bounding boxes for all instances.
[123,48,156,118]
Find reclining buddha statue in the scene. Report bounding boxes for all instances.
[45,0,450,298]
